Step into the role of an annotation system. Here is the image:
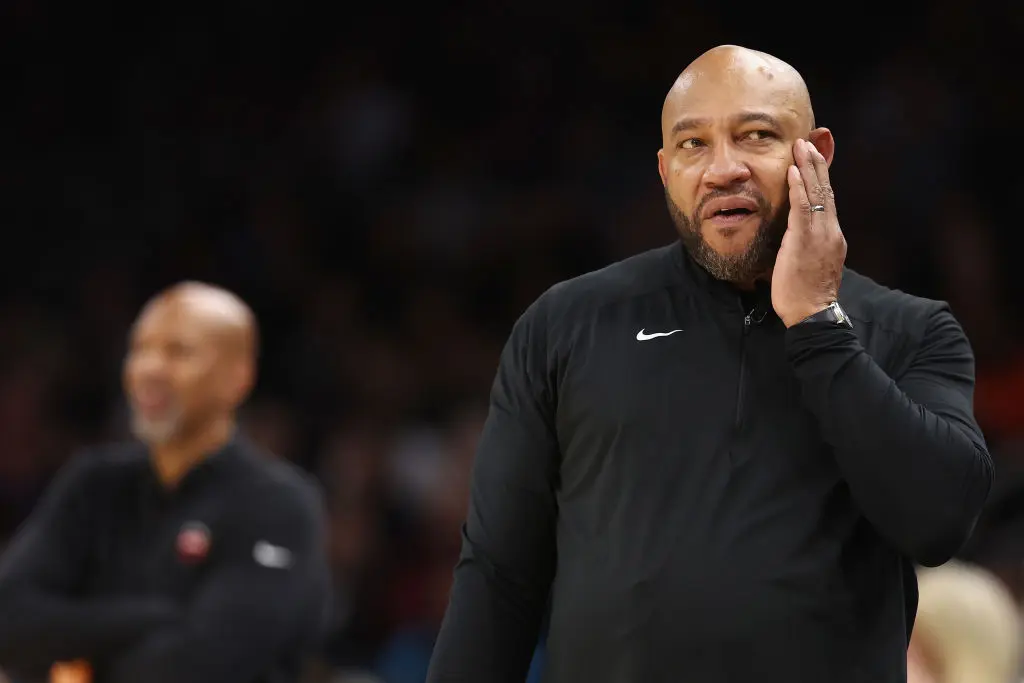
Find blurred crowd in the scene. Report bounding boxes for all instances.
[3,1,1024,682]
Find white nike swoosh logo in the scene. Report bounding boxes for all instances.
[636,328,683,341]
[253,540,293,569]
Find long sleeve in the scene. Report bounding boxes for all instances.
[786,304,993,567]
[427,299,560,682]
[102,480,330,683]
[0,454,180,676]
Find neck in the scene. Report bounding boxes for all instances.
[741,268,774,291]
[733,279,758,292]
[150,416,235,488]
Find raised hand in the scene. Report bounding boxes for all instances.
[771,138,847,327]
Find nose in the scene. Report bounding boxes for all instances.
[702,141,751,188]
[128,348,169,382]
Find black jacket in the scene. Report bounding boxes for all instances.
[0,436,330,683]
[427,241,993,683]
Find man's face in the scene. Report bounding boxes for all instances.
[658,72,805,285]
[122,299,231,445]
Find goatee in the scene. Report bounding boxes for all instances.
[665,188,787,286]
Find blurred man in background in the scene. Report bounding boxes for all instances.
[428,45,992,682]
[0,282,330,683]
[908,561,1022,683]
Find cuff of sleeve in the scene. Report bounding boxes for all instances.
[785,322,862,374]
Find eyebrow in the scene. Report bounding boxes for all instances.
[671,111,784,136]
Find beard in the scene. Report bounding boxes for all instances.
[129,402,184,445]
[665,188,788,286]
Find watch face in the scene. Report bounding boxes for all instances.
[831,302,853,328]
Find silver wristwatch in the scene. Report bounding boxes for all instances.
[798,301,853,329]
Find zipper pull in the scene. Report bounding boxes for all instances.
[743,313,752,329]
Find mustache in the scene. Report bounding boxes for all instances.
[695,189,772,220]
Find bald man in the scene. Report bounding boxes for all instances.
[427,47,992,682]
[908,562,1022,683]
[0,282,330,683]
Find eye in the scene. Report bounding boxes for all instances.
[677,137,704,150]
[744,130,776,142]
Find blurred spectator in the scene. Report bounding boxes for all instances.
[932,195,1024,443]
[908,562,1022,683]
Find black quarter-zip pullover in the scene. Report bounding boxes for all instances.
[427,241,993,683]
[0,436,330,683]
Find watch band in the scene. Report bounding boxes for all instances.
[798,301,853,329]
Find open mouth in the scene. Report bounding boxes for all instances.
[133,389,173,416]
[708,207,757,225]
[701,195,761,226]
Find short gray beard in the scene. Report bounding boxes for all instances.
[665,188,786,285]
[129,406,184,445]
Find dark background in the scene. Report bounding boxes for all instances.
[2,3,1022,681]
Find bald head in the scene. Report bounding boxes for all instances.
[153,281,258,362]
[662,45,814,140]
[124,281,258,446]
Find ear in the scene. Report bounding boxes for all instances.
[226,360,256,408]
[657,148,668,187]
[807,128,835,168]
